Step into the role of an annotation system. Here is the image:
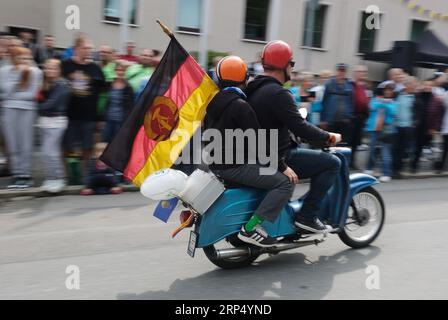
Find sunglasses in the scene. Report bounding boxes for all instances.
[289,60,296,67]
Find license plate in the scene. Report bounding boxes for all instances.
[187,231,198,258]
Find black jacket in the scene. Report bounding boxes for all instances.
[38,79,70,117]
[62,58,106,121]
[203,89,260,170]
[246,76,329,171]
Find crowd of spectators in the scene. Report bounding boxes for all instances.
[0,32,161,193]
[288,65,448,182]
[1,30,448,195]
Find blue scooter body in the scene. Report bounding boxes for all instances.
[196,148,378,248]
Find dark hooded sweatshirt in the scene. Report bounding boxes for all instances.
[245,76,330,171]
[203,89,261,170]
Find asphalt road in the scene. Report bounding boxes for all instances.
[1,178,448,300]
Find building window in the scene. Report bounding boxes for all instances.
[177,0,202,33]
[410,20,429,42]
[358,11,379,54]
[244,0,270,41]
[104,0,138,25]
[302,3,328,48]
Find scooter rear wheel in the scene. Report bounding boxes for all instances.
[203,236,261,269]
[338,187,385,249]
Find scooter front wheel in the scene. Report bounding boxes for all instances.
[203,235,261,269]
[338,187,385,249]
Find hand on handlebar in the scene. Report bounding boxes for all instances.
[283,166,299,184]
[328,132,342,146]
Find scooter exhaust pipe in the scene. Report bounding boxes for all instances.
[214,239,324,260]
[215,247,251,260]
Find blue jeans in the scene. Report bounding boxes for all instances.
[286,148,341,219]
[367,132,393,177]
[103,120,123,143]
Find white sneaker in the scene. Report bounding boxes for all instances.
[379,176,392,183]
[47,179,66,193]
[41,180,51,192]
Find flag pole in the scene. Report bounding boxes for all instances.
[156,20,174,38]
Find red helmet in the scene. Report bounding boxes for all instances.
[261,40,293,70]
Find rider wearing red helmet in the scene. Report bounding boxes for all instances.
[203,56,293,247]
[246,40,342,233]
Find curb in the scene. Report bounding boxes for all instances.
[0,185,140,200]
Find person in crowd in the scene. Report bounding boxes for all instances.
[125,48,154,93]
[295,72,316,122]
[321,63,354,144]
[97,45,117,118]
[62,35,105,178]
[287,69,301,101]
[0,35,20,173]
[135,75,151,100]
[102,61,134,143]
[80,142,123,195]
[350,65,370,170]
[309,70,332,126]
[0,47,43,188]
[37,59,70,193]
[120,41,138,63]
[111,48,119,63]
[246,40,341,233]
[432,72,448,97]
[247,52,264,79]
[133,49,164,99]
[36,35,61,67]
[0,33,10,68]
[9,36,23,51]
[207,56,223,84]
[151,50,162,67]
[62,47,74,61]
[61,33,87,61]
[19,31,39,63]
[393,76,418,177]
[411,79,444,173]
[288,71,316,136]
[98,45,116,80]
[1,36,23,67]
[0,33,10,175]
[435,91,448,173]
[379,68,405,94]
[365,83,397,182]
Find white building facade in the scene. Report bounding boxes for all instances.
[1,0,448,80]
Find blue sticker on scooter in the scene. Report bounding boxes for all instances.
[153,198,179,222]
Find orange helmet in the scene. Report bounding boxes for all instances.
[216,55,248,85]
[261,40,294,70]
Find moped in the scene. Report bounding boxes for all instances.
[145,146,385,269]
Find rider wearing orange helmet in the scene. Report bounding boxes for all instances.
[203,55,294,247]
[246,40,342,233]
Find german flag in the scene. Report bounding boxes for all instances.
[100,37,218,186]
